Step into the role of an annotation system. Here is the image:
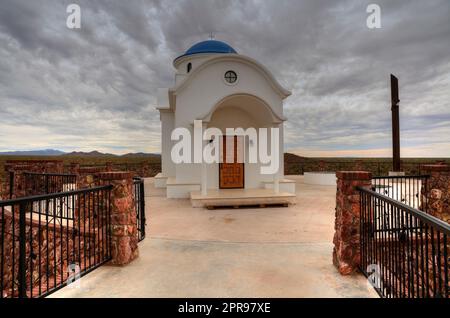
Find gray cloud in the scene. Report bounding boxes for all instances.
[0,0,449,156]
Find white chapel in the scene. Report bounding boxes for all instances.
[155,39,296,206]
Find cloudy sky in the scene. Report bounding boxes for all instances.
[0,0,449,157]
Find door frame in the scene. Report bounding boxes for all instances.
[218,135,245,189]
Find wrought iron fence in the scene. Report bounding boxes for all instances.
[133,177,146,242]
[0,185,112,298]
[371,175,429,211]
[358,187,450,298]
[23,172,77,196]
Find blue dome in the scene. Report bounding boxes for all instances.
[175,40,237,62]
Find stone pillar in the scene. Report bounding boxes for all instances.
[142,163,150,177]
[77,167,102,189]
[55,161,64,173]
[97,172,139,265]
[354,160,364,171]
[106,162,113,172]
[10,166,29,199]
[333,171,372,275]
[319,160,326,171]
[422,164,450,224]
[3,169,12,200]
[0,178,4,200]
[69,162,80,175]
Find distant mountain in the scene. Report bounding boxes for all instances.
[284,153,310,163]
[0,149,161,158]
[63,151,116,157]
[63,151,161,158]
[121,152,160,158]
[0,149,66,156]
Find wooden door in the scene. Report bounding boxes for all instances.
[219,135,244,189]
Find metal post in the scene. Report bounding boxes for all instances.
[140,181,146,238]
[45,174,49,194]
[18,202,27,298]
[391,74,401,172]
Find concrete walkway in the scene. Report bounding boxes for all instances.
[50,176,377,298]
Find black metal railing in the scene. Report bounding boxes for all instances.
[133,177,146,242]
[358,187,450,298]
[23,172,77,197]
[0,185,112,298]
[371,175,429,212]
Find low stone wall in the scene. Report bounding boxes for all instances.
[1,197,111,298]
[0,167,141,297]
[77,162,161,178]
[1,160,161,200]
[3,160,64,200]
[4,160,63,174]
[0,211,71,297]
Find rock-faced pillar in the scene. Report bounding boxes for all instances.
[97,172,139,265]
[423,164,450,224]
[333,171,372,275]
[69,162,80,175]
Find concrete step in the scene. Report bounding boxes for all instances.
[190,189,296,208]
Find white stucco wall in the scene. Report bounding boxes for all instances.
[174,59,284,128]
[160,111,175,177]
[174,54,216,85]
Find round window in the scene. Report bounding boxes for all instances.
[224,70,237,84]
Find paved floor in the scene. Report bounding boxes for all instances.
[50,176,377,298]
[149,175,337,244]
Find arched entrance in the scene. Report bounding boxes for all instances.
[204,94,282,190]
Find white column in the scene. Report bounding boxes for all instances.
[273,123,280,194]
[273,173,280,194]
[160,111,175,177]
[201,122,208,196]
[201,162,207,196]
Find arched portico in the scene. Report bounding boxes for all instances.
[199,93,285,193]
[200,93,285,126]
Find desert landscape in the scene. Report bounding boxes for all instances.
[1,151,448,189]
